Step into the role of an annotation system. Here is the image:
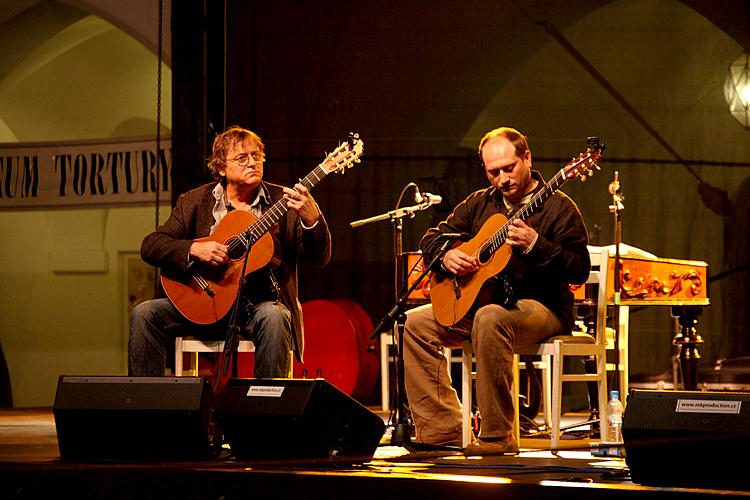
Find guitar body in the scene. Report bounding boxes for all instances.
[160,133,365,325]
[430,213,513,327]
[428,140,604,326]
[429,140,604,327]
[161,210,276,325]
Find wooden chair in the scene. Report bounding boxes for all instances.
[461,247,626,449]
[174,337,256,377]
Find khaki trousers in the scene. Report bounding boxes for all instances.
[402,300,563,443]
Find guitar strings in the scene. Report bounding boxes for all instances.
[475,162,575,261]
[222,141,358,257]
[223,163,330,256]
[478,149,600,260]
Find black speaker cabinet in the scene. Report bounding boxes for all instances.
[622,389,750,489]
[53,376,216,461]
[216,378,385,461]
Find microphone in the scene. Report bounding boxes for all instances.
[434,232,471,241]
[427,232,470,272]
[425,232,471,260]
[608,170,624,213]
[415,191,442,205]
[608,171,621,196]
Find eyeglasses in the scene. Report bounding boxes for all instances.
[227,151,265,166]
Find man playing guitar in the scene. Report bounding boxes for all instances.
[403,127,591,454]
[129,125,332,378]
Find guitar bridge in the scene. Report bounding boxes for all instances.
[193,274,216,297]
[452,277,462,299]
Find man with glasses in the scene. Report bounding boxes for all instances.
[129,125,331,378]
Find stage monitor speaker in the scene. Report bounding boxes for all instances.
[216,378,385,461]
[622,389,750,490]
[53,376,216,461]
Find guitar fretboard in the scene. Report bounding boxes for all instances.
[479,169,569,261]
[228,164,331,253]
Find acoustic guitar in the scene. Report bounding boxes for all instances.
[429,139,603,327]
[161,133,364,325]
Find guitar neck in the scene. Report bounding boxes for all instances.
[483,169,569,256]
[242,164,330,243]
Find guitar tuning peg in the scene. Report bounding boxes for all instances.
[588,170,594,177]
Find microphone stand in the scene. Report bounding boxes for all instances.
[350,184,440,448]
[608,171,625,395]
[215,234,255,393]
[349,201,435,229]
[368,237,455,447]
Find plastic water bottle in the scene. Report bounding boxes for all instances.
[607,390,624,444]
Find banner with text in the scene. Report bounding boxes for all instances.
[0,137,171,209]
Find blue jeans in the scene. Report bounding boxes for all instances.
[129,297,292,378]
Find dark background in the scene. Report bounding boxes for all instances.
[171,0,750,383]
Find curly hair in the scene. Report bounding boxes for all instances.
[207,125,265,179]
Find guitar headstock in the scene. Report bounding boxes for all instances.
[564,137,604,182]
[321,132,364,174]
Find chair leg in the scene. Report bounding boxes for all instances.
[541,355,552,429]
[380,332,390,411]
[462,341,473,448]
[551,340,564,451]
[597,348,609,442]
[191,352,201,376]
[175,338,184,376]
[618,306,629,399]
[512,355,521,445]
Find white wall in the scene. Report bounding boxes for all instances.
[0,1,172,406]
[0,206,169,406]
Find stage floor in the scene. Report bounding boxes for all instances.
[0,407,747,499]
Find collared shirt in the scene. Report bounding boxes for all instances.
[185,183,271,267]
[210,182,269,234]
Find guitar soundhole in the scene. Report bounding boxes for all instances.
[226,236,247,261]
[478,247,493,265]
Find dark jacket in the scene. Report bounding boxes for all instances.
[421,171,589,332]
[141,181,332,360]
